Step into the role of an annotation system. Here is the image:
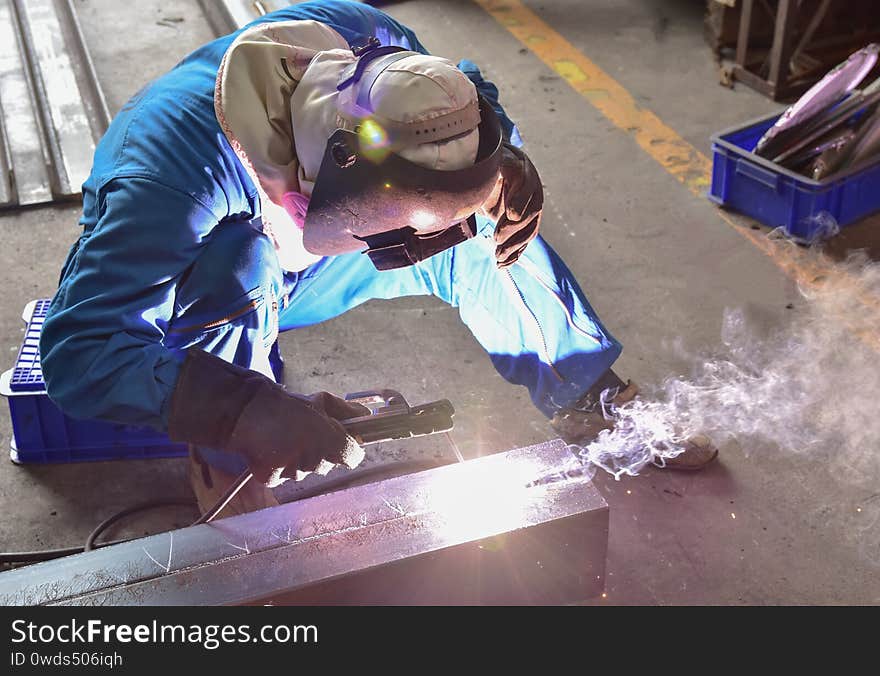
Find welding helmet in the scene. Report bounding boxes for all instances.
[298,41,503,270]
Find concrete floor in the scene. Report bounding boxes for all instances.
[0,0,878,604]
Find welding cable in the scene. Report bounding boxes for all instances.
[81,471,254,549]
[0,459,446,566]
[0,499,199,564]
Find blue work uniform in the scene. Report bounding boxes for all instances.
[40,0,622,472]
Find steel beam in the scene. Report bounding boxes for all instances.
[198,0,379,35]
[0,440,609,606]
[0,0,109,209]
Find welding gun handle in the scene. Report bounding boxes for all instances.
[342,399,455,445]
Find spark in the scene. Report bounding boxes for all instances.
[227,539,250,554]
[270,525,294,544]
[142,533,173,573]
[381,497,407,516]
[731,513,736,519]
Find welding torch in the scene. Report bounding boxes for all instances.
[195,390,455,523]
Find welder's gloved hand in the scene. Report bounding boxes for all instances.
[480,142,544,268]
[167,349,368,487]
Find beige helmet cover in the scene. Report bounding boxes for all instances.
[215,20,480,266]
[291,50,481,198]
[215,20,349,270]
[215,20,349,206]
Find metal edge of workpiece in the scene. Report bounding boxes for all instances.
[0,0,110,210]
[197,0,376,37]
[0,0,52,207]
[13,0,109,198]
[0,94,14,206]
[197,0,269,36]
[0,440,609,606]
[197,0,239,37]
[58,0,112,135]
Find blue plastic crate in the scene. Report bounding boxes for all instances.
[709,112,880,241]
[0,300,188,464]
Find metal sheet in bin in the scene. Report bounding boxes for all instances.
[709,112,880,240]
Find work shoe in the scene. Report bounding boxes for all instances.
[651,435,718,471]
[550,376,718,472]
[550,380,639,443]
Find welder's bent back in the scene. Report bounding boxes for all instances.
[38,1,514,431]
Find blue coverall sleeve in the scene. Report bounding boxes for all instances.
[456,59,521,146]
[40,177,222,431]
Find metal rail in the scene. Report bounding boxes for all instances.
[198,0,377,35]
[0,0,110,209]
[198,0,276,35]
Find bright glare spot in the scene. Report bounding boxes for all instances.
[411,210,437,230]
[601,593,607,599]
[428,459,537,542]
[857,507,862,513]
[358,119,388,148]
[626,490,631,495]
[384,182,392,189]
[731,512,736,519]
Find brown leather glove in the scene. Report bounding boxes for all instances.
[480,142,543,268]
[167,349,368,487]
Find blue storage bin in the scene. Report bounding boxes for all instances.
[709,112,880,241]
[0,299,188,464]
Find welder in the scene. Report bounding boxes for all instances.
[39,1,717,514]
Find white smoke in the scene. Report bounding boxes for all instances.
[538,240,880,486]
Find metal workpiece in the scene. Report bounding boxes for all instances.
[198,0,374,35]
[0,440,609,606]
[0,0,110,209]
[198,0,276,35]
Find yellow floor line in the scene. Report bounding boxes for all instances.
[473,0,880,352]
[472,0,712,197]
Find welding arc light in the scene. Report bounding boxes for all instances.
[427,459,538,542]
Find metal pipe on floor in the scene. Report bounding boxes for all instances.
[0,0,110,209]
